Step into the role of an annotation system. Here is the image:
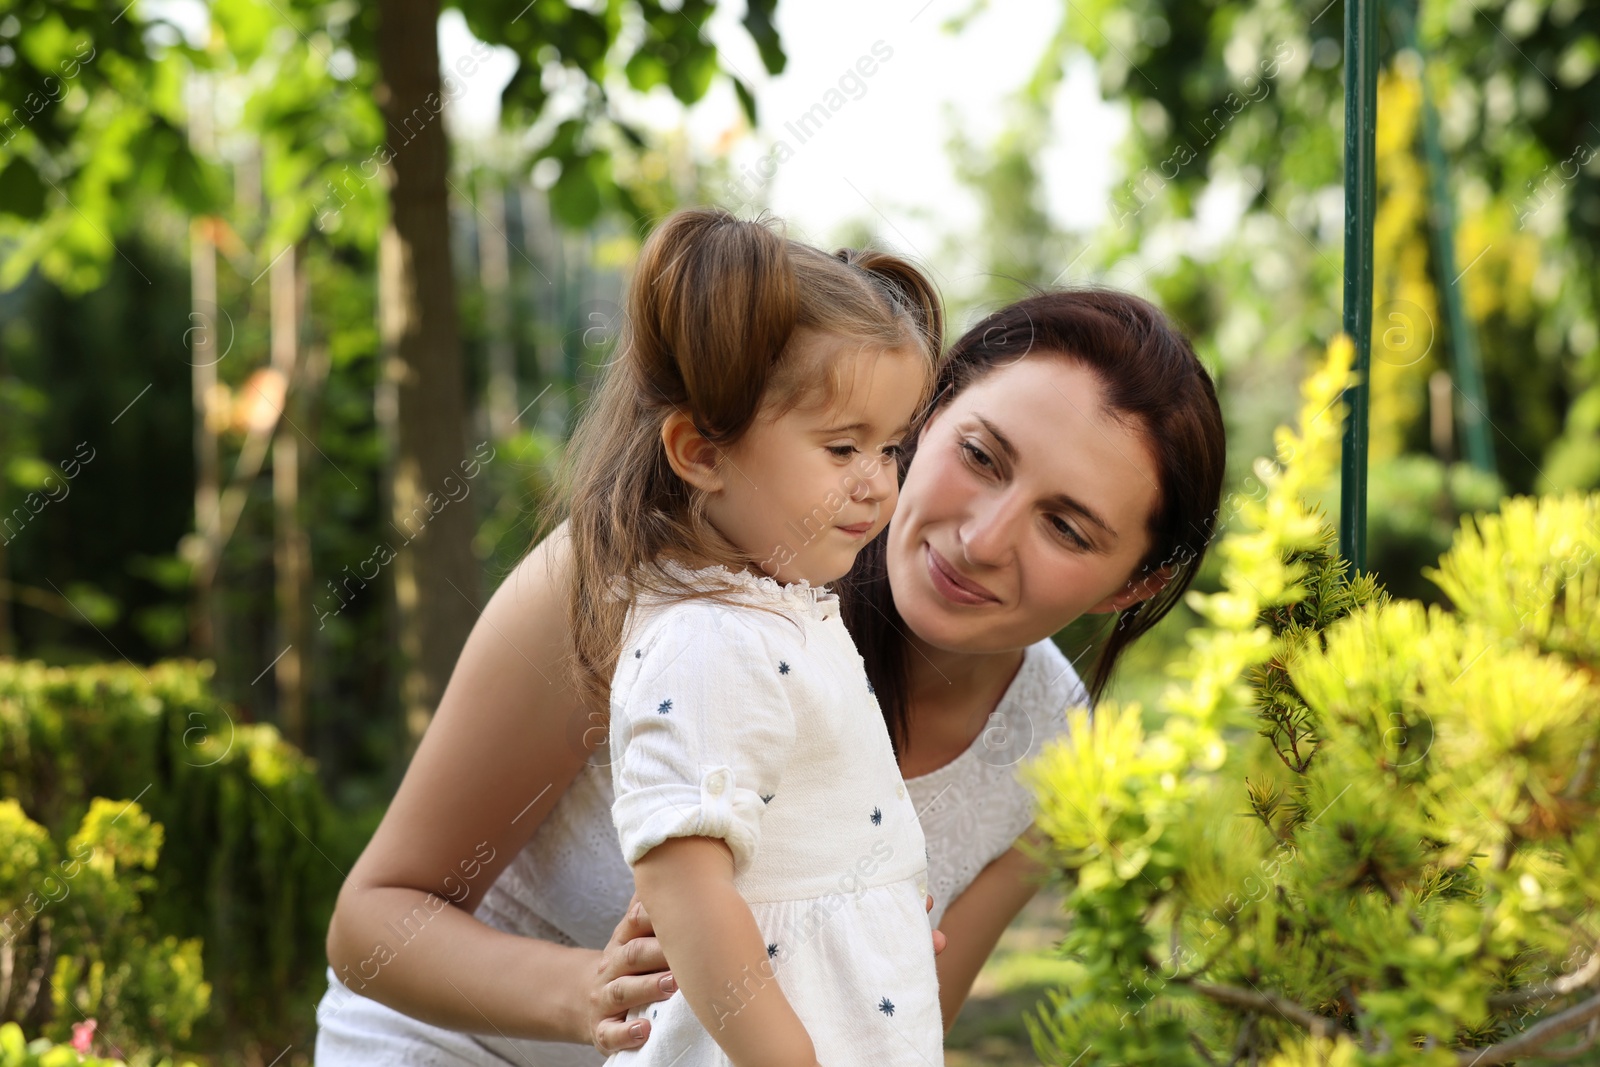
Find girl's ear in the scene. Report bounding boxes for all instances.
[1088,563,1174,614]
[660,410,725,494]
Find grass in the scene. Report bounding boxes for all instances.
[945,888,1083,1066]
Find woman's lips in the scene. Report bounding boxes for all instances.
[924,544,999,605]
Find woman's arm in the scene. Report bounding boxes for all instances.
[632,837,820,1067]
[324,525,671,1050]
[932,835,1048,1032]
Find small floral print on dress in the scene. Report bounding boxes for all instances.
[657,699,673,715]
[760,793,774,804]
[778,660,790,675]
[634,649,641,658]
[870,806,882,825]
[767,943,779,958]
[878,997,895,1017]
[866,677,875,695]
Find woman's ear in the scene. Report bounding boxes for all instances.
[660,410,725,494]
[1089,563,1175,614]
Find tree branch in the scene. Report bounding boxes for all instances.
[1456,990,1600,1066]
[1185,980,1339,1039]
[1489,950,1600,1009]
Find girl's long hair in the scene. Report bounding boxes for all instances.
[840,289,1226,753]
[550,207,943,707]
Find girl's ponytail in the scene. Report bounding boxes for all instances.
[625,209,798,443]
[836,248,945,367]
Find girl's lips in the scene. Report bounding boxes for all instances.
[837,522,874,537]
[924,544,999,605]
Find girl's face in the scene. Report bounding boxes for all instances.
[707,334,927,587]
[886,355,1163,654]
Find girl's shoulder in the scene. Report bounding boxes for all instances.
[624,563,838,640]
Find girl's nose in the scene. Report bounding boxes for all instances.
[853,453,894,503]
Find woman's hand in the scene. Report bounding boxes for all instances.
[589,893,677,1054]
[928,895,948,956]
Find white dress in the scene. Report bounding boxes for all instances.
[604,565,940,1067]
[314,575,1089,1067]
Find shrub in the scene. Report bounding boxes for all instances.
[0,798,208,1056]
[1026,338,1600,1065]
[0,660,349,1050]
[0,1020,198,1067]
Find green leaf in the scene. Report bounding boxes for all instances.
[0,158,48,219]
[665,41,718,105]
[732,77,758,126]
[742,0,787,75]
[624,49,669,93]
[547,153,602,228]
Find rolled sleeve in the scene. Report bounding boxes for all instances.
[609,606,796,874]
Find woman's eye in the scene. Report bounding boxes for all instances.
[1050,515,1090,549]
[960,440,994,470]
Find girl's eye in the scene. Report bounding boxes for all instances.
[1049,515,1090,550]
[882,443,904,460]
[960,440,995,471]
[826,445,858,458]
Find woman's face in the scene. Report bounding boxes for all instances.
[886,355,1164,654]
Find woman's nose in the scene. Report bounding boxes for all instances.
[959,493,1018,567]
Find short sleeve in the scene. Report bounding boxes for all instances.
[609,605,797,874]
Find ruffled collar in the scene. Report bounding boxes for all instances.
[653,558,839,619]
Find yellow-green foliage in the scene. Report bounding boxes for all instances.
[0,1020,199,1067]
[1025,338,1600,1066]
[0,659,351,1051]
[0,799,209,1056]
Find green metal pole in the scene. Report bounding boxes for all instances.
[1413,49,1497,473]
[1339,0,1379,572]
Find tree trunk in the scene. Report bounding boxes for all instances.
[187,73,221,660]
[189,217,220,658]
[375,0,480,749]
[479,181,518,440]
[271,243,309,748]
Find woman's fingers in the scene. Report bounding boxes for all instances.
[925,894,947,956]
[591,971,677,1051]
[592,1015,650,1054]
[590,898,675,1053]
[612,895,657,946]
[602,971,678,1011]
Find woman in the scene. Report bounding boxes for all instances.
[316,288,1225,1064]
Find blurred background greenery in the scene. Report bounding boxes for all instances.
[0,0,1597,1062]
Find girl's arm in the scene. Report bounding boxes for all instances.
[324,525,672,1051]
[931,834,1049,1032]
[632,837,820,1067]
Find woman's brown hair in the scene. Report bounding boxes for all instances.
[839,288,1226,753]
[551,207,943,707]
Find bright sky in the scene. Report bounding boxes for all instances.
[438,0,1129,291]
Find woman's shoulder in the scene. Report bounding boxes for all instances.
[1005,637,1092,731]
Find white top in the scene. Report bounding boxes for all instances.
[314,580,1089,1067]
[604,564,940,1067]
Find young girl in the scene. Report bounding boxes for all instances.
[558,207,945,1067]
